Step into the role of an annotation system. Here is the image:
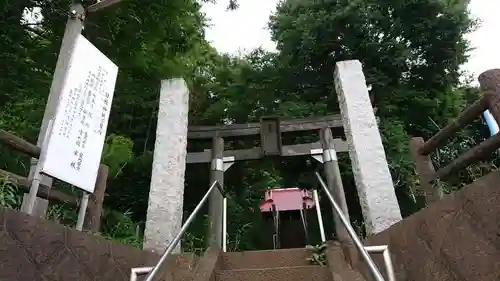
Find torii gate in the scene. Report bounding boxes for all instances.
[142,60,402,254]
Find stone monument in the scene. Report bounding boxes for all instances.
[334,60,402,234]
[143,78,189,253]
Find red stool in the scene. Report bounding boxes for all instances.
[259,187,325,249]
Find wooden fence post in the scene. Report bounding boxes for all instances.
[479,69,500,124]
[83,164,108,232]
[409,137,443,204]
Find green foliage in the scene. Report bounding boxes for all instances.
[98,209,143,248]
[182,231,207,256]
[46,202,77,225]
[306,243,328,266]
[0,0,489,253]
[101,134,134,178]
[265,0,479,215]
[0,176,22,209]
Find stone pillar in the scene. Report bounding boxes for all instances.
[143,78,189,253]
[334,60,402,235]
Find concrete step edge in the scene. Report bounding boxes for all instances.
[222,247,310,255]
[218,265,328,272]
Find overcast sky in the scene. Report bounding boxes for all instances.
[201,0,500,82]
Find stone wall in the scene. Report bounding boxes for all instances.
[0,207,196,281]
[363,170,500,281]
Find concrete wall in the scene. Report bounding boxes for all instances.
[0,207,199,281]
[364,170,500,281]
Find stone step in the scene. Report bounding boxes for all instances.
[219,248,313,270]
[326,243,366,281]
[165,253,200,271]
[216,265,332,281]
[162,253,200,280]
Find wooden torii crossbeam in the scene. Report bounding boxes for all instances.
[187,115,343,139]
[186,114,347,164]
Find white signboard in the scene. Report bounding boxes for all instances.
[40,34,118,193]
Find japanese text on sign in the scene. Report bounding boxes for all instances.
[40,35,118,193]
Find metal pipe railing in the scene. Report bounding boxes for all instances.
[365,246,396,281]
[141,180,225,281]
[130,267,153,281]
[315,172,387,281]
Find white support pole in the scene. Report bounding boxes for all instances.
[22,120,54,215]
[221,156,232,252]
[312,189,326,242]
[75,192,90,231]
[222,197,228,252]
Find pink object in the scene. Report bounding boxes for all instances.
[259,187,315,212]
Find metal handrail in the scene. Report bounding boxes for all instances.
[131,180,225,281]
[315,172,395,281]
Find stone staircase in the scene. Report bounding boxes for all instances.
[3,169,500,281]
[211,244,366,281]
[162,253,200,281]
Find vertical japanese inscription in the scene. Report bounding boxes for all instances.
[68,68,106,172]
[95,66,110,136]
[40,34,118,194]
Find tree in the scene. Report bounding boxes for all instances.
[0,0,485,249]
[264,0,477,215]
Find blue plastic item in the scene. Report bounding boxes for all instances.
[483,110,499,136]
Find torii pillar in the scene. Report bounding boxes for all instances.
[143,78,189,253]
[334,60,402,235]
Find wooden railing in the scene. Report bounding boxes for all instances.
[410,68,500,204]
[0,129,108,232]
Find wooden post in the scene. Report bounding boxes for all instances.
[260,116,282,156]
[319,128,350,235]
[208,136,224,248]
[409,137,442,204]
[0,169,78,205]
[418,98,488,155]
[434,133,500,180]
[319,127,356,263]
[83,164,108,232]
[479,69,500,124]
